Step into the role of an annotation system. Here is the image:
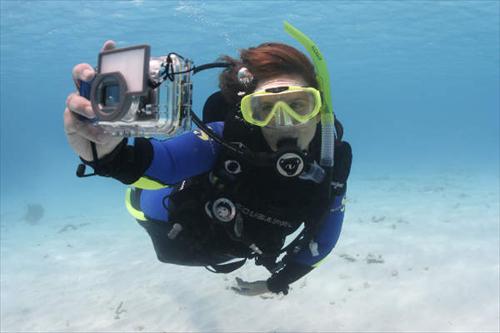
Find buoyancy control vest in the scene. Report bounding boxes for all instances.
[167,92,351,266]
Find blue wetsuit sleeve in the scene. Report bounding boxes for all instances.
[139,122,223,186]
[266,192,347,294]
[289,193,346,266]
[81,122,224,186]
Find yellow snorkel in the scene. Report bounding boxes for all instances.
[284,21,335,168]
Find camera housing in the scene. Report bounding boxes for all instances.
[90,45,193,137]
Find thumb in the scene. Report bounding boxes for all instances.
[101,40,116,52]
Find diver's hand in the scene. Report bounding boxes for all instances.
[231,277,270,296]
[63,40,123,161]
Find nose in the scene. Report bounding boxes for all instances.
[274,104,293,126]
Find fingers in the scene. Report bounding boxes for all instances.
[232,278,271,296]
[66,93,95,119]
[72,63,95,89]
[232,277,248,295]
[101,40,116,51]
[231,287,245,294]
[63,108,77,135]
[65,39,118,154]
[235,277,248,287]
[231,286,250,295]
[71,40,115,89]
[64,107,106,143]
[232,278,256,296]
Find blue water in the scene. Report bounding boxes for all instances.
[1,0,499,201]
[0,1,499,331]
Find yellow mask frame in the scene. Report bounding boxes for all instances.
[240,86,322,127]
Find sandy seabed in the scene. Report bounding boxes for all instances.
[1,170,499,332]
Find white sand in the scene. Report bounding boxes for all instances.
[1,169,499,332]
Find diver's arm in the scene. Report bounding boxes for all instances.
[81,122,224,186]
[266,193,346,294]
[266,141,352,294]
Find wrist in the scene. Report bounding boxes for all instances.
[80,138,128,176]
[266,275,290,295]
[266,261,314,295]
[79,138,153,183]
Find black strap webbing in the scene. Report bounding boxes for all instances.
[205,258,247,274]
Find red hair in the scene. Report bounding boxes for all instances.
[219,42,318,106]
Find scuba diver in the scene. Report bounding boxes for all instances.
[63,23,352,296]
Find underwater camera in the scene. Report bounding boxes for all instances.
[86,45,194,137]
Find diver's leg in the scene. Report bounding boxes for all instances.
[129,187,219,266]
[138,218,205,266]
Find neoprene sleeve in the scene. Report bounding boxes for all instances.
[81,137,153,184]
[265,193,346,294]
[267,262,313,294]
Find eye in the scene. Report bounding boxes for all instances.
[260,103,274,113]
[290,100,308,112]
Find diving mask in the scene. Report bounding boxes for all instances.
[240,86,322,127]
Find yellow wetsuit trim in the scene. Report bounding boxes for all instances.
[312,257,328,268]
[125,188,147,221]
[193,129,210,141]
[131,177,168,190]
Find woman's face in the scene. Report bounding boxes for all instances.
[254,75,320,151]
